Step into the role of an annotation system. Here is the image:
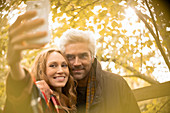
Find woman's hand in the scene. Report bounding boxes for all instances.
[7,11,47,80]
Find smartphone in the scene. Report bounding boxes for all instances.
[26,0,50,44]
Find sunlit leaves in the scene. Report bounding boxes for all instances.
[132,30,136,34]
[0,0,169,111]
[111,21,118,28]
[99,10,107,18]
[117,23,122,28]
[142,97,170,113]
[145,33,149,37]
[99,29,106,36]
[86,11,94,19]
[121,29,127,33]
[0,82,6,109]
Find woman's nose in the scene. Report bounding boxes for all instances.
[57,66,64,74]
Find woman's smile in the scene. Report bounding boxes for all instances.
[53,76,66,81]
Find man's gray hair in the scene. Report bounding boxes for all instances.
[59,28,96,57]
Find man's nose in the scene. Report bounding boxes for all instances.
[73,56,81,66]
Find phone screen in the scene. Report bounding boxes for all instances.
[26,0,50,44]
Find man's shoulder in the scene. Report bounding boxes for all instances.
[102,70,124,81]
[95,60,127,85]
[100,70,130,87]
[101,70,132,93]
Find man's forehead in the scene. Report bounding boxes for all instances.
[64,42,91,55]
[65,51,90,56]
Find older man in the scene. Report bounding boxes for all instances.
[57,28,141,113]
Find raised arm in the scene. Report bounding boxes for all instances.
[4,11,48,113]
[7,11,47,80]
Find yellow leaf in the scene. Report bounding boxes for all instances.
[99,10,108,17]
[117,23,122,28]
[132,30,136,34]
[97,24,102,29]
[111,21,118,27]
[145,33,149,37]
[99,29,106,35]
[121,29,127,33]
[88,26,94,32]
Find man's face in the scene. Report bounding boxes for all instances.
[64,42,94,80]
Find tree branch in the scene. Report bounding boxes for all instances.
[156,98,170,113]
[100,57,159,84]
[64,0,99,22]
[123,74,159,84]
[131,6,170,71]
[144,0,159,38]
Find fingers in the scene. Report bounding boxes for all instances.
[11,31,47,44]
[13,43,46,51]
[9,31,47,51]
[9,18,45,38]
[9,11,37,31]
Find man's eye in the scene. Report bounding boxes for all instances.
[66,55,75,60]
[79,54,88,59]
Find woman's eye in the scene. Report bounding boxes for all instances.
[62,63,68,67]
[49,64,56,67]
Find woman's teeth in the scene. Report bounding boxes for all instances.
[53,76,65,79]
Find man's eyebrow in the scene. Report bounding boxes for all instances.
[79,51,89,54]
[80,53,88,55]
[66,54,75,58]
[66,54,74,56]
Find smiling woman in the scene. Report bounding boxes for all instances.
[36,50,69,89]
[4,49,77,113]
[31,48,77,112]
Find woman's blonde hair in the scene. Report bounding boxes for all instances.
[31,48,77,112]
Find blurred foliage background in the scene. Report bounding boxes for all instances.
[0,0,170,112]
